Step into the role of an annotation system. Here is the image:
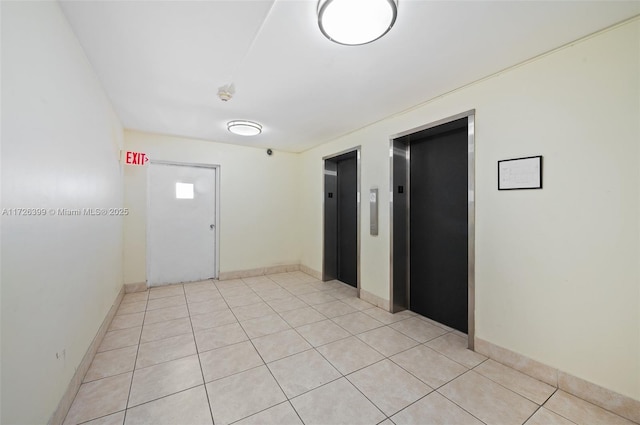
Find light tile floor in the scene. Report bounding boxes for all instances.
[64,272,636,425]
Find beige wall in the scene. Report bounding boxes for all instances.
[123,131,301,284]
[299,20,640,400]
[1,2,125,424]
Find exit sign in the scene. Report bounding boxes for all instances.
[123,151,149,165]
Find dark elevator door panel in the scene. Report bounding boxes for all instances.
[410,126,468,332]
[337,155,357,287]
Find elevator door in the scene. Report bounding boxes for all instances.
[337,155,357,286]
[410,124,468,332]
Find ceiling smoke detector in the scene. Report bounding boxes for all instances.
[217,83,235,102]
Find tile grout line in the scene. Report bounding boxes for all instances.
[351,324,422,359]
[431,365,551,425]
[131,288,198,370]
[236,274,309,424]
[67,275,427,424]
[213,277,288,423]
[385,348,467,393]
[550,402,597,425]
[391,386,488,425]
[317,340,387,376]
[335,325,473,424]
[538,389,583,425]
[319,352,390,422]
[131,275,480,425]
[117,384,209,419]
[138,317,192,344]
[230,274,353,423]
[244,276,426,422]
[522,405,546,425]
[89,274,627,425]
[255,275,396,423]
[430,370,491,425]
[470,358,559,407]
[376,363,487,425]
[225,400,301,425]
[122,284,216,413]
[417,332,486,370]
[65,294,146,424]
[192,276,463,424]
[329,312,386,335]
[186,279,219,425]
[307,296,550,425]
[254,274,397,422]
[95,327,143,354]
[121,288,150,425]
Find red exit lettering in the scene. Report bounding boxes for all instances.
[124,151,149,165]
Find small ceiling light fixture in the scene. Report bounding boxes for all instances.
[227,120,262,136]
[317,0,398,46]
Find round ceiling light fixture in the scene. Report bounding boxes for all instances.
[317,0,398,46]
[227,120,262,136]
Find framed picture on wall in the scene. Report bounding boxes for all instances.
[498,155,543,190]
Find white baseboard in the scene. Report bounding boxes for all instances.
[48,286,125,425]
[359,288,390,311]
[218,264,300,281]
[124,281,147,293]
[300,264,322,280]
[296,265,389,311]
[474,337,640,423]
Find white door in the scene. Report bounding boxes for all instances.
[147,163,217,286]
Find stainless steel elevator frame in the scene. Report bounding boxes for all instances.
[389,111,476,349]
[322,147,361,295]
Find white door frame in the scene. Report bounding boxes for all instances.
[146,160,221,283]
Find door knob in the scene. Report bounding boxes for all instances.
[210,224,215,230]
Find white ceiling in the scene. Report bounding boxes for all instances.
[59,0,639,153]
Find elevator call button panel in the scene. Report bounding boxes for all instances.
[370,188,378,236]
